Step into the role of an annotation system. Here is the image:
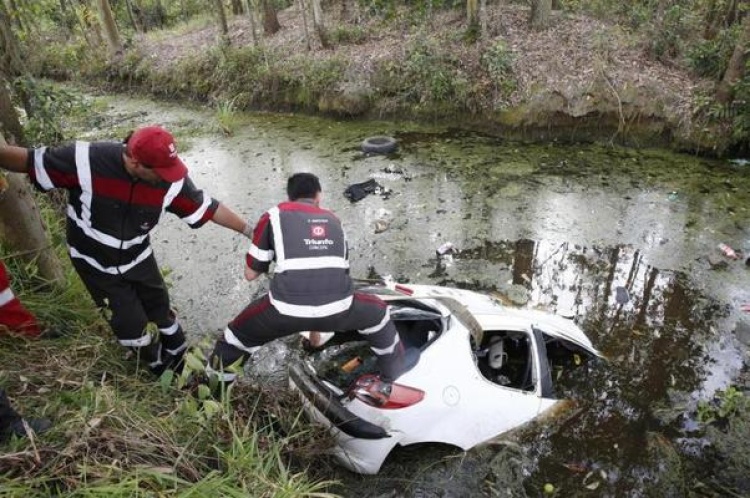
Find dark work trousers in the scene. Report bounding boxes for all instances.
[0,388,21,439]
[72,253,187,375]
[209,292,405,381]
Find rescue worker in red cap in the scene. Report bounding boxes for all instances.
[0,125,252,376]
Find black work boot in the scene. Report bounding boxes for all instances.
[6,418,52,439]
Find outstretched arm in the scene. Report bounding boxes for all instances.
[211,203,252,237]
[0,145,30,173]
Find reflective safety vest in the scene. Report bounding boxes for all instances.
[247,199,353,318]
[27,141,218,275]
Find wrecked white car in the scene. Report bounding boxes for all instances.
[288,283,603,475]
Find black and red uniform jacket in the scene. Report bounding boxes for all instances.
[246,198,353,318]
[26,141,219,275]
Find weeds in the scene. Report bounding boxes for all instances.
[215,98,239,135]
[481,41,517,104]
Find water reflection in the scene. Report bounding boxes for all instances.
[431,239,742,495]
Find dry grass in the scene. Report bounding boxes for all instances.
[138,3,705,120]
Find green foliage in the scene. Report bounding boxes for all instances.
[696,386,747,425]
[481,41,517,99]
[686,28,736,78]
[557,0,666,29]
[374,37,470,113]
[11,77,88,146]
[329,24,369,46]
[28,38,92,80]
[215,98,239,135]
[644,4,697,62]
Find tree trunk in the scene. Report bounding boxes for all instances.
[154,0,166,28]
[716,14,750,105]
[6,0,23,32]
[132,0,147,33]
[78,0,105,46]
[214,0,230,45]
[311,0,328,48]
[298,0,311,50]
[467,0,479,26]
[0,86,65,285]
[0,2,24,77]
[245,0,258,46]
[529,0,552,30]
[704,0,740,40]
[124,0,141,32]
[231,0,244,15]
[97,0,123,56]
[58,0,76,32]
[480,0,487,36]
[262,0,280,35]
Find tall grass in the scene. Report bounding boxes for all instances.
[1,190,339,496]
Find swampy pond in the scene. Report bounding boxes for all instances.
[81,94,750,497]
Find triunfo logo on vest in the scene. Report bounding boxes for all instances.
[305,225,334,248]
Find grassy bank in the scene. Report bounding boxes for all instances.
[0,200,339,497]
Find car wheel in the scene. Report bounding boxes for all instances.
[361,136,397,154]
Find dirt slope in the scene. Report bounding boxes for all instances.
[138,4,710,144]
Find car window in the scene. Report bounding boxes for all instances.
[476,330,537,392]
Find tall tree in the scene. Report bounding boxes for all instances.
[214,0,230,44]
[6,0,23,32]
[0,1,23,77]
[245,0,259,46]
[311,0,329,48]
[132,0,147,33]
[0,80,65,285]
[154,0,166,28]
[298,0,311,50]
[529,0,552,30]
[716,14,750,105]
[262,0,280,34]
[96,0,123,56]
[231,0,244,15]
[124,0,142,32]
[467,0,479,27]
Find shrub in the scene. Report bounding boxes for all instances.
[329,24,369,45]
[686,26,737,79]
[373,37,469,112]
[481,41,516,99]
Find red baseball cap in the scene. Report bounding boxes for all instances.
[126,126,188,182]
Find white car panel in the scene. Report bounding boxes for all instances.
[289,283,602,475]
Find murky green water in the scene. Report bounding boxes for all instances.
[76,93,750,497]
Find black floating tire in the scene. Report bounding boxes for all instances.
[361,136,397,154]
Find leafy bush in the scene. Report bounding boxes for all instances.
[686,27,737,78]
[481,41,517,99]
[27,38,93,80]
[373,37,469,111]
[644,4,696,62]
[11,77,87,146]
[329,24,369,45]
